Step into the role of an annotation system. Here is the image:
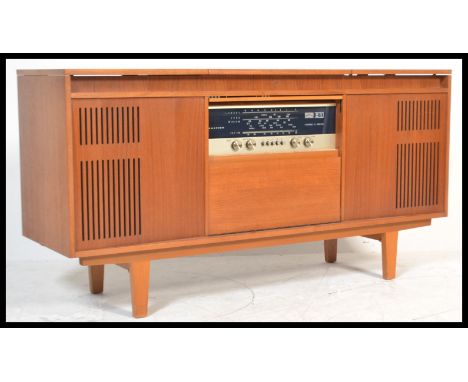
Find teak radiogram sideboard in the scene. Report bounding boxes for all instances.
[17,69,451,318]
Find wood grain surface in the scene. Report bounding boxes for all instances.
[208,152,341,234]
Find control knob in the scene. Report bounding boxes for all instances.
[303,137,314,148]
[290,138,300,148]
[231,140,242,152]
[246,139,256,151]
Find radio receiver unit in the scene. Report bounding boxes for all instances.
[17,69,451,318]
[209,103,336,155]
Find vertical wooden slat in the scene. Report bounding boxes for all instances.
[127,158,132,236]
[127,107,130,143]
[402,144,407,207]
[111,107,115,144]
[427,142,434,206]
[116,106,120,143]
[425,142,430,206]
[138,158,142,234]
[133,158,137,235]
[397,102,400,131]
[423,101,426,130]
[122,107,126,144]
[396,145,399,207]
[123,158,127,236]
[91,161,96,240]
[416,143,421,207]
[79,108,83,145]
[84,108,88,145]
[137,107,141,142]
[96,160,101,239]
[428,100,432,130]
[80,162,85,241]
[431,100,435,130]
[117,159,122,236]
[403,101,406,131]
[101,108,104,145]
[421,143,426,206]
[95,107,99,144]
[132,107,135,142]
[413,143,417,207]
[408,144,412,207]
[89,108,93,145]
[106,107,109,144]
[107,160,111,238]
[419,101,422,130]
[85,161,90,240]
[112,159,116,238]
[437,100,441,130]
[101,160,106,239]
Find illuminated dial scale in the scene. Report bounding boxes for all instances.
[209,103,336,156]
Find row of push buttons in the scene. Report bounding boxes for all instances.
[261,141,284,146]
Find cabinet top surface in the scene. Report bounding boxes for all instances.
[17,69,452,76]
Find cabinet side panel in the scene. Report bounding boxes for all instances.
[17,75,71,256]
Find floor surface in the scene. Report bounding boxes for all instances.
[6,241,462,322]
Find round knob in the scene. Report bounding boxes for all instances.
[290,138,300,148]
[246,139,256,151]
[231,140,242,152]
[303,137,314,148]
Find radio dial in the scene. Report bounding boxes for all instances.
[246,139,256,151]
[290,138,300,148]
[303,137,314,148]
[231,140,242,152]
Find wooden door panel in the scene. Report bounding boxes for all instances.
[72,98,205,251]
[343,94,448,221]
[208,152,341,235]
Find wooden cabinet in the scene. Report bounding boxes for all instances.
[17,69,451,318]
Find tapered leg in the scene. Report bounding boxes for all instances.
[382,231,398,280]
[88,265,104,294]
[324,239,338,263]
[129,261,151,318]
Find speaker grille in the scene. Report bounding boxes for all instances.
[396,142,439,209]
[397,100,441,131]
[79,158,142,241]
[78,106,140,145]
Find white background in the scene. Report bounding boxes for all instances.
[2,0,466,378]
[6,58,462,264]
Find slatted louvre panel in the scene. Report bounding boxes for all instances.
[397,100,441,131]
[79,159,142,242]
[396,142,440,209]
[78,106,140,146]
[74,101,144,251]
[394,94,447,213]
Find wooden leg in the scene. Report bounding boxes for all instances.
[88,265,104,294]
[382,231,398,280]
[129,261,151,318]
[324,239,337,263]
